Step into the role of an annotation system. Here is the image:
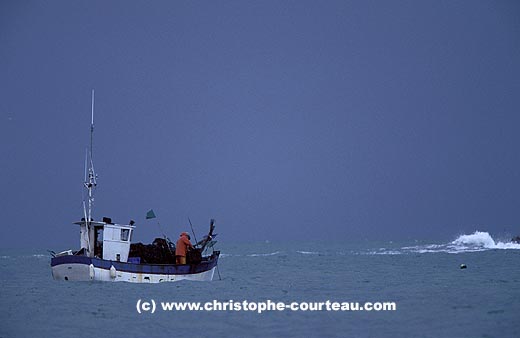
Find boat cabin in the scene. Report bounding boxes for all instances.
[74,217,135,262]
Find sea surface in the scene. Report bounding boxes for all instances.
[1,231,519,338]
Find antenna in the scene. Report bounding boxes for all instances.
[91,89,95,125]
[90,89,95,161]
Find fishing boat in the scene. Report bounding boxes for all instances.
[50,91,220,283]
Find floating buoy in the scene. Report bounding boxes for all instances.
[89,264,95,280]
[460,264,467,269]
[110,265,117,279]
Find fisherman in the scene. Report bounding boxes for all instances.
[175,232,193,265]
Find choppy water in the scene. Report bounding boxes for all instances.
[1,231,519,338]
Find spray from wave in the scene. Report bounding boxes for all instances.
[451,231,520,250]
[368,231,520,255]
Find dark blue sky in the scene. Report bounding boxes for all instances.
[1,0,519,248]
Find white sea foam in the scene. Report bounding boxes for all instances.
[247,251,282,257]
[367,250,402,255]
[296,251,319,255]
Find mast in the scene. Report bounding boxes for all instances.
[84,90,97,254]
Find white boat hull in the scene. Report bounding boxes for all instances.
[51,252,220,283]
[51,263,216,283]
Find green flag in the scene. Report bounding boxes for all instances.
[146,209,156,220]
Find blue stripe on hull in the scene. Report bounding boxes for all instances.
[51,252,219,275]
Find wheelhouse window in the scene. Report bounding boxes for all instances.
[121,229,130,241]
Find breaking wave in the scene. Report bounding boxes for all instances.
[367,231,520,255]
[451,231,520,250]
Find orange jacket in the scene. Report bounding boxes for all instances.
[175,232,193,256]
